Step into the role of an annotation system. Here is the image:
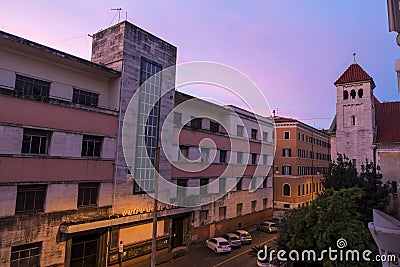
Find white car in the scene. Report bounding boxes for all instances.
[205,237,231,253]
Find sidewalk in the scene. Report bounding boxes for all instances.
[120,224,262,266]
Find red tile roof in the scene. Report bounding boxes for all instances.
[375,101,400,143]
[334,63,375,87]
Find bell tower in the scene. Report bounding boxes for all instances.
[334,62,377,170]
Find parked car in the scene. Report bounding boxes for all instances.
[205,237,231,253]
[221,233,242,248]
[230,230,252,244]
[256,221,278,233]
[270,217,285,225]
[257,256,282,267]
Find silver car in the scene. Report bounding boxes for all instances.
[256,221,278,233]
[221,233,242,248]
[230,230,252,244]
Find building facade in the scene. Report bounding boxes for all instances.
[329,62,400,214]
[273,117,331,210]
[0,30,120,266]
[172,92,275,242]
[0,21,276,266]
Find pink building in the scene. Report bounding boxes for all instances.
[172,92,274,242]
[0,30,120,266]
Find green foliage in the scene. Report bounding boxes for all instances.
[323,154,390,224]
[279,188,378,267]
[278,155,391,266]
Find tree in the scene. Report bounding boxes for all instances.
[278,188,378,267]
[322,154,390,224]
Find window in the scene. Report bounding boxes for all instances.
[135,58,162,192]
[251,153,258,164]
[358,88,363,98]
[219,207,227,220]
[237,152,243,164]
[190,118,202,129]
[173,112,182,126]
[72,88,99,107]
[21,129,50,155]
[10,242,41,267]
[200,178,209,195]
[298,149,301,157]
[250,177,257,190]
[283,148,291,157]
[306,183,309,194]
[284,131,290,139]
[283,204,290,209]
[219,150,227,163]
[263,131,268,142]
[237,125,244,137]
[210,121,219,133]
[16,185,46,213]
[298,184,301,196]
[70,234,98,266]
[302,134,304,141]
[15,74,50,99]
[282,165,292,175]
[352,159,357,168]
[350,89,356,99]
[298,132,300,140]
[77,183,99,207]
[177,179,187,197]
[263,198,268,209]
[263,154,268,165]
[262,176,268,188]
[343,90,349,100]
[219,177,226,194]
[236,203,243,216]
[251,129,258,140]
[236,177,243,191]
[81,135,102,157]
[283,184,291,196]
[179,145,189,161]
[302,184,305,195]
[351,115,356,126]
[251,200,257,213]
[200,147,210,163]
[200,210,209,225]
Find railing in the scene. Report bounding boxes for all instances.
[108,235,169,264]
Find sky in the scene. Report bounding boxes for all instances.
[1,1,399,129]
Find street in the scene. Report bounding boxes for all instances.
[157,228,278,267]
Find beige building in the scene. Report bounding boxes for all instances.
[329,62,400,216]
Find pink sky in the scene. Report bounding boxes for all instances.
[1,1,399,129]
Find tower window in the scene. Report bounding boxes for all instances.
[350,90,356,99]
[358,89,363,98]
[351,115,356,126]
[343,90,348,100]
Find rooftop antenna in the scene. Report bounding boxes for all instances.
[111,8,122,23]
[353,51,357,64]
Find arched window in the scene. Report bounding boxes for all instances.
[343,90,348,100]
[350,90,356,99]
[351,115,356,126]
[283,184,291,196]
[358,89,363,98]
[297,184,300,196]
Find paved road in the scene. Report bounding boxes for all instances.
[158,228,278,267]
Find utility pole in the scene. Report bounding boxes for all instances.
[151,148,160,267]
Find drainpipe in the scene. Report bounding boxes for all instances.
[113,61,125,215]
